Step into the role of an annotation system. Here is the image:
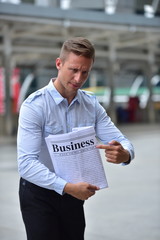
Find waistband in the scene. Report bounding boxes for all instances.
[20,177,56,194]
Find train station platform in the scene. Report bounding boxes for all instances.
[0,123,160,240]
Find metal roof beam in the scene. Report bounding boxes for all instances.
[0,3,160,29]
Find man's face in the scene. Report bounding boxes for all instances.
[55,52,93,95]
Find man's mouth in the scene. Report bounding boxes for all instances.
[70,83,80,88]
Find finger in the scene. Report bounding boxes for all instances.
[96,144,109,150]
[97,142,121,150]
[108,140,121,146]
[105,152,117,158]
[89,191,96,197]
[107,158,119,164]
[105,146,119,156]
[88,184,100,191]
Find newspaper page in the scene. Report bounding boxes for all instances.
[45,126,108,189]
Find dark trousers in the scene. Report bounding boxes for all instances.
[19,178,85,240]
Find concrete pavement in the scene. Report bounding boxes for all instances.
[0,123,160,240]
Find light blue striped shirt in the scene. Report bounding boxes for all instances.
[17,79,134,195]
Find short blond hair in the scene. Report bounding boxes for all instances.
[59,37,95,62]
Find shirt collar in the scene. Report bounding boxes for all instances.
[47,78,81,105]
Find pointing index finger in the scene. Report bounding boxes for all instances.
[96,144,110,149]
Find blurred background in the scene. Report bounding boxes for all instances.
[0,0,160,135]
[0,0,160,240]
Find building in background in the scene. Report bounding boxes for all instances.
[0,0,160,135]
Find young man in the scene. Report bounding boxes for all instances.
[17,37,134,240]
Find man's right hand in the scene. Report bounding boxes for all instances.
[64,182,100,200]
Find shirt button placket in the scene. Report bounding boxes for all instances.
[66,108,70,133]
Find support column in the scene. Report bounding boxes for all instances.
[145,64,156,123]
[3,24,13,135]
[145,43,157,123]
[107,39,118,123]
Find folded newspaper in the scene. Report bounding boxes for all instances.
[45,126,108,189]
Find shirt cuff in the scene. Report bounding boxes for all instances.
[53,177,68,195]
[123,155,131,165]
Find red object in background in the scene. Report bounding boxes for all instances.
[0,68,5,115]
[11,68,21,113]
[127,96,140,122]
[0,67,21,115]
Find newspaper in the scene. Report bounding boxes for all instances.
[45,126,108,189]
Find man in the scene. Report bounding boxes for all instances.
[17,37,134,240]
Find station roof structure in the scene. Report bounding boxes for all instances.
[0,0,160,69]
[0,0,160,135]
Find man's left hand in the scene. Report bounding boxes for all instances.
[96,140,130,164]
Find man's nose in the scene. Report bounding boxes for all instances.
[74,72,82,82]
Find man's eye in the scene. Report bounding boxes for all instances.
[70,68,78,73]
[82,71,88,75]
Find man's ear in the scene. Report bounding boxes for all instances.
[56,58,62,70]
